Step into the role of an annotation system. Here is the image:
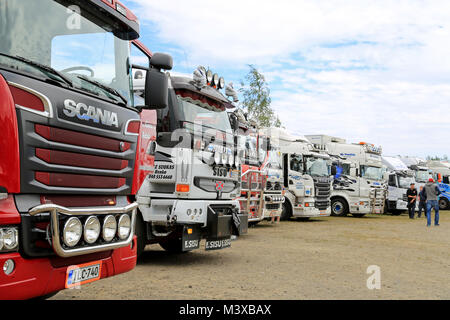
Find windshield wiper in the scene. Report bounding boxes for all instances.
[76,75,128,106]
[0,52,73,87]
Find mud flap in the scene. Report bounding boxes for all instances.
[232,209,248,236]
[181,225,201,251]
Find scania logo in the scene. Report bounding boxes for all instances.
[63,99,119,128]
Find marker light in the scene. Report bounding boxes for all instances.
[176,184,190,193]
[3,259,15,275]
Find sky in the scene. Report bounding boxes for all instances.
[123,0,450,159]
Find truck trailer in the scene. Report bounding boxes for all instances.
[306,135,386,217]
[131,43,247,255]
[0,0,164,299]
[427,160,450,210]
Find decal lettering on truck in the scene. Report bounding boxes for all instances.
[63,99,119,128]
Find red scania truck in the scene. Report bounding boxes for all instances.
[0,0,169,299]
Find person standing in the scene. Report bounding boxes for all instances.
[417,186,427,218]
[424,178,441,227]
[406,183,417,219]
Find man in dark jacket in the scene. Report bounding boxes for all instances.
[424,178,441,227]
[417,186,427,218]
[406,183,417,219]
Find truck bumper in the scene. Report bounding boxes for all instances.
[144,199,247,238]
[349,201,371,214]
[292,206,322,218]
[0,236,137,300]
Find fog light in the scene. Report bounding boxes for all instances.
[3,259,15,275]
[63,217,82,247]
[84,216,101,244]
[102,215,117,242]
[117,214,131,240]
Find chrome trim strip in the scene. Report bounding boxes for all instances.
[124,118,140,136]
[8,82,53,118]
[29,202,138,258]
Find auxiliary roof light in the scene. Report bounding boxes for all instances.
[206,70,213,85]
[212,73,219,87]
[218,77,225,89]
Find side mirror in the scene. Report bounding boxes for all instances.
[144,53,173,110]
[331,165,337,176]
[260,138,271,152]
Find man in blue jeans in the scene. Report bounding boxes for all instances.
[424,178,441,227]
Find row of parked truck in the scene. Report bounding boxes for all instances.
[1,0,449,300]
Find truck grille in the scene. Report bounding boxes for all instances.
[314,177,331,210]
[17,122,137,194]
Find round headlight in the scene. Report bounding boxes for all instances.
[117,214,131,240]
[63,218,82,247]
[218,77,225,89]
[84,216,100,244]
[206,70,213,84]
[102,215,117,242]
[212,73,219,87]
[221,152,227,164]
[228,153,234,166]
[214,152,221,165]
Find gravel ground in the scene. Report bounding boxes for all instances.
[52,211,450,300]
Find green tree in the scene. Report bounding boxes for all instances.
[239,65,282,128]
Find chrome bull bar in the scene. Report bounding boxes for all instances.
[29,202,138,258]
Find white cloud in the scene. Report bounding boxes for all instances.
[128,0,450,157]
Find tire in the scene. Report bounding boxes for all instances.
[135,212,147,258]
[248,221,260,227]
[439,198,449,210]
[159,237,185,254]
[331,198,348,217]
[280,201,292,221]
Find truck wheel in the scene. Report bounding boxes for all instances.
[280,202,292,221]
[439,198,449,210]
[331,198,348,217]
[135,213,147,258]
[159,237,185,254]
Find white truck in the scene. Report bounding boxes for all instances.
[276,130,333,220]
[306,135,386,217]
[131,50,247,254]
[382,156,416,215]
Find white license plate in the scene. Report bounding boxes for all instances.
[205,238,232,251]
[65,261,102,288]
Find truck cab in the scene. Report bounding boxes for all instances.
[0,0,152,299]
[383,156,416,214]
[307,135,386,217]
[130,47,247,254]
[277,130,333,220]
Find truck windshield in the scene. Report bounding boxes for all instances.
[0,0,133,105]
[415,170,430,183]
[265,150,282,170]
[305,157,330,177]
[398,176,415,188]
[177,96,232,133]
[361,165,383,181]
